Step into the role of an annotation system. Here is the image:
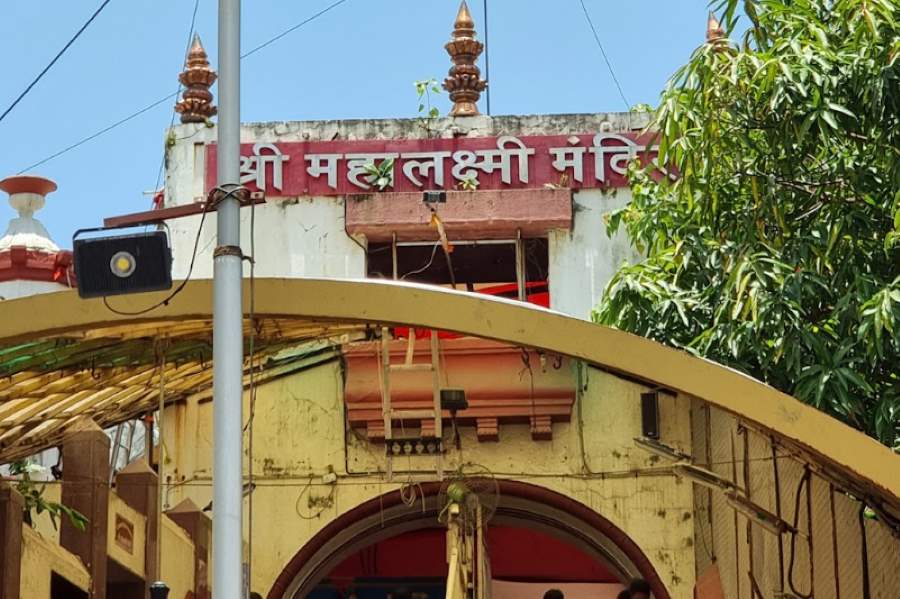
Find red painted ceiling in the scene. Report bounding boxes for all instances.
[327,525,617,584]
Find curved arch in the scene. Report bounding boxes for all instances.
[1,277,897,503]
[266,479,672,599]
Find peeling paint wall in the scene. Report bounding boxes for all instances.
[163,359,696,598]
[548,188,641,319]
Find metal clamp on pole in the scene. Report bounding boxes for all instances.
[213,245,244,259]
[207,184,261,208]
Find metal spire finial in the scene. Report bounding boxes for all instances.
[174,34,218,124]
[443,0,487,117]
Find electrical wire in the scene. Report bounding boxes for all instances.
[100,185,243,316]
[787,468,813,599]
[153,0,203,198]
[16,0,352,174]
[17,93,178,174]
[101,202,208,316]
[577,0,631,111]
[240,0,349,59]
[400,243,440,280]
[0,0,114,125]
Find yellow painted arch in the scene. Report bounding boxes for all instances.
[2,277,898,504]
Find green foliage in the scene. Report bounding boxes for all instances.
[595,0,900,447]
[362,158,395,191]
[10,460,88,531]
[629,103,655,113]
[415,78,442,119]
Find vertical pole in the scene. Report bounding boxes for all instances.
[214,0,244,598]
[109,423,123,483]
[515,230,526,301]
[156,346,167,580]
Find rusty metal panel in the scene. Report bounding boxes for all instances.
[833,491,863,597]
[865,516,900,599]
[777,456,812,598]
[691,400,715,575]
[746,430,781,598]
[810,474,837,599]
[708,407,742,598]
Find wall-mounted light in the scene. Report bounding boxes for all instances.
[441,388,467,449]
[73,226,172,299]
[440,388,468,413]
[423,190,447,204]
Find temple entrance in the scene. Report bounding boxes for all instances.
[267,480,670,599]
[310,525,624,598]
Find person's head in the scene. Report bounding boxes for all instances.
[628,578,652,599]
[617,591,631,599]
[543,590,564,599]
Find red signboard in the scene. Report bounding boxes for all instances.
[205,132,659,197]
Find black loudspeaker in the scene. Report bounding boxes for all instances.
[440,388,468,413]
[73,230,172,299]
[641,391,660,440]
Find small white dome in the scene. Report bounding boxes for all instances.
[0,176,60,252]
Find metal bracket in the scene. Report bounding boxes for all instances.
[207,186,263,208]
[213,245,244,259]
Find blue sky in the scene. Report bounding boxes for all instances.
[1,1,712,246]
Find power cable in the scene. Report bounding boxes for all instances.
[240,0,349,59]
[0,0,114,125]
[153,0,203,198]
[100,186,243,316]
[577,0,630,111]
[17,93,178,174]
[16,0,352,174]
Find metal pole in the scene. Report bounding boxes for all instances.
[156,346,166,580]
[214,0,244,598]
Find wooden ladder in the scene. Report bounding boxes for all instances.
[380,326,443,480]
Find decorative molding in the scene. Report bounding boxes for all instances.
[0,247,75,285]
[344,337,574,442]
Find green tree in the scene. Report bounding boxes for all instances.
[595,0,900,446]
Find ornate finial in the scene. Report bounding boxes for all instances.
[175,34,217,124]
[706,12,727,45]
[442,1,487,117]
